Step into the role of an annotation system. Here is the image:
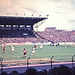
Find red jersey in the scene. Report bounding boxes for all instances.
[23,50,27,53]
[34,45,36,48]
[3,46,5,50]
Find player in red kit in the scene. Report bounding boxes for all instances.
[23,48,27,57]
[2,46,6,53]
[34,45,37,50]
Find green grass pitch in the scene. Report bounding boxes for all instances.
[0,45,75,62]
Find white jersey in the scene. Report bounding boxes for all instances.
[40,44,43,49]
[32,48,35,54]
[11,45,14,52]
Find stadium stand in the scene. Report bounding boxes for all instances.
[0,16,47,44]
[0,16,75,44]
[0,27,75,44]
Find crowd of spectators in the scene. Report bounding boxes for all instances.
[36,29,75,42]
[0,65,75,75]
[0,28,75,44]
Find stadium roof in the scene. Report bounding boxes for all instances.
[0,16,47,25]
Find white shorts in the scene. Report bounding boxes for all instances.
[32,51,35,54]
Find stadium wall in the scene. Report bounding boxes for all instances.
[4,42,75,46]
[59,42,75,45]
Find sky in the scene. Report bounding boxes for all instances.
[0,0,75,31]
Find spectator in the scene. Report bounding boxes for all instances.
[25,67,38,75]
[1,72,8,75]
[52,67,59,75]
[9,71,19,75]
[47,69,54,75]
[43,69,47,75]
[57,65,71,75]
[71,69,75,75]
[38,70,45,75]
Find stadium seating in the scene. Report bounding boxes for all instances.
[0,28,75,44]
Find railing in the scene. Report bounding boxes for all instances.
[0,57,3,74]
[0,56,75,74]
